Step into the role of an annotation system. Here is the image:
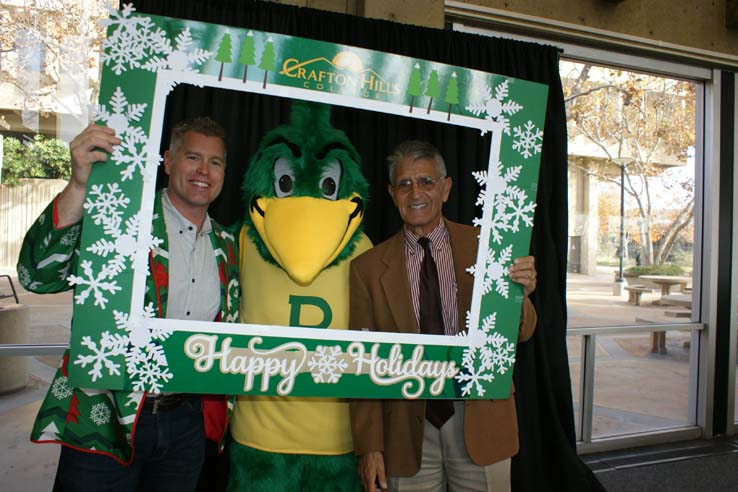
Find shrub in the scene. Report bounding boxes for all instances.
[626,264,686,276]
[1,135,70,186]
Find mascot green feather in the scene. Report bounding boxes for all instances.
[229,101,371,492]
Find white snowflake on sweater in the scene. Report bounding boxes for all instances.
[60,225,82,246]
[308,346,348,384]
[465,80,522,136]
[90,402,112,426]
[455,313,515,397]
[51,375,73,400]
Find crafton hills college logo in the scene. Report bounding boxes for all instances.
[280,50,401,97]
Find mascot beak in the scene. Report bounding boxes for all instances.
[249,193,364,286]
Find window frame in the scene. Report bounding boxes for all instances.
[452,21,721,454]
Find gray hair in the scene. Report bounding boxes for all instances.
[386,140,446,184]
[170,116,227,163]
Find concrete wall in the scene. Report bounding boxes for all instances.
[466,0,738,57]
[274,0,738,58]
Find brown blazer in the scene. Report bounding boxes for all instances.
[349,219,537,477]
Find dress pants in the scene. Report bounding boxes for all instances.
[387,402,511,492]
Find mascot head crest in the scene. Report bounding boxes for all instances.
[242,101,368,285]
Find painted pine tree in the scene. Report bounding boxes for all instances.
[444,72,459,121]
[259,37,275,89]
[238,31,256,83]
[407,63,423,113]
[215,32,232,82]
[425,69,440,114]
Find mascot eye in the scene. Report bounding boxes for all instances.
[273,157,295,197]
[319,159,341,201]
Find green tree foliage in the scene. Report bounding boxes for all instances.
[259,38,276,88]
[407,63,423,113]
[215,32,232,81]
[425,70,440,114]
[564,62,696,265]
[238,31,256,82]
[1,135,71,186]
[444,72,459,120]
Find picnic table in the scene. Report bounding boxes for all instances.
[639,275,692,296]
[659,293,693,308]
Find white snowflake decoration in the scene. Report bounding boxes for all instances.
[100,3,169,75]
[83,183,130,228]
[93,86,159,182]
[113,303,174,393]
[467,245,513,299]
[75,330,127,380]
[127,356,173,394]
[465,80,523,136]
[307,346,349,384]
[73,302,173,392]
[73,185,160,308]
[51,375,73,400]
[471,162,536,245]
[86,211,164,280]
[455,313,516,397]
[90,402,112,426]
[499,191,536,233]
[141,27,211,73]
[512,120,544,159]
[68,260,123,309]
[96,87,147,141]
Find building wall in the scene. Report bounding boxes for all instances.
[275,0,738,58]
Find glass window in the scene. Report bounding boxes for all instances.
[563,61,697,329]
[0,3,112,485]
[563,61,701,442]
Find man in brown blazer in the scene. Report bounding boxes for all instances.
[349,140,537,492]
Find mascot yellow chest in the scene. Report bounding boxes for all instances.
[238,226,371,328]
[231,226,372,455]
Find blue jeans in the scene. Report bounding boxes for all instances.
[56,397,205,492]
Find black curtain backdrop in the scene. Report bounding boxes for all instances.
[131,1,603,490]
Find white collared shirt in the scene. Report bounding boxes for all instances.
[161,190,220,322]
[403,221,459,335]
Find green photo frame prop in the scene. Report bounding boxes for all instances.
[67,5,548,399]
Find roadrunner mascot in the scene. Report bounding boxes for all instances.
[228,101,371,492]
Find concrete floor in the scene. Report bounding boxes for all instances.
[0,265,716,490]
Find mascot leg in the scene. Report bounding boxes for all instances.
[227,441,360,492]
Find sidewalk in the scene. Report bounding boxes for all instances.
[0,268,69,491]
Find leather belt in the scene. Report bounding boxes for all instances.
[142,393,190,414]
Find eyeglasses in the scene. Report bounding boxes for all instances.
[392,176,444,192]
